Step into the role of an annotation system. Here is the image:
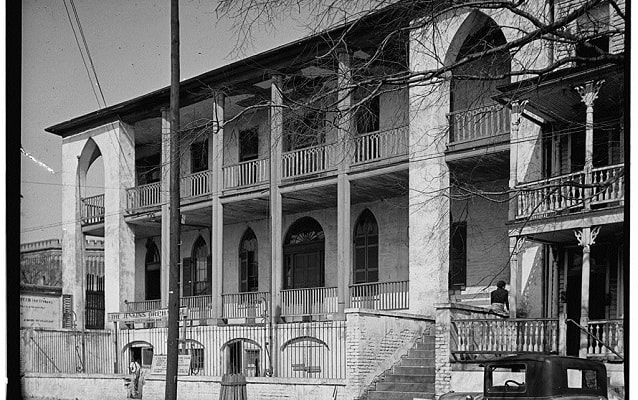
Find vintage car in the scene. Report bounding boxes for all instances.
[440,354,608,400]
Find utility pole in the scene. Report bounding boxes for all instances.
[165,0,181,399]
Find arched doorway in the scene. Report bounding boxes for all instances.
[145,239,161,300]
[239,228,258,292]
[353,209,379,284]
[284,217,325,289]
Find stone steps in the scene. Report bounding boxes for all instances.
[363,333,436,400]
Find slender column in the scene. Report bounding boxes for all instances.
[574,226,600,358]
[550,246,560,319]
[575,80,604,210]
[211,94,225,322]
[509,236,526,318]
[269,75,284,375]
[160,107,172,307]
[336,50,352,317]
[508,101,525,220]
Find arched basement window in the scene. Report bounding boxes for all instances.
[283,217,325,289]
[353,209,379,284]
[239,228,259,293]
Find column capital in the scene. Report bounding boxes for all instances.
[574,226,600,249]
[512,236,527,256]
[575,80,605,108]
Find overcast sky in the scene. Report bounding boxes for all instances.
[20,0,310,243]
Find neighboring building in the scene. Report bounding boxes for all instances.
[20,238,104,329]
[37,1,624,398]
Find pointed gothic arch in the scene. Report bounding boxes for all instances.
[182,236,212,296]
[353,209,379,284]
[239,228,259,292]
[145,239,161,300]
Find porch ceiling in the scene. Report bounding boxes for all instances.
[496,64,623,124]
[350,169,409,203]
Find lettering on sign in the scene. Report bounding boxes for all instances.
[150,354,191,376]
[108,307,187,323]
[20,294,61,329]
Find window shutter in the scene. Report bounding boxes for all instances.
[207,255,213,296]
[182,258,192,297]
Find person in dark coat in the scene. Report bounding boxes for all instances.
[490,280,509,314]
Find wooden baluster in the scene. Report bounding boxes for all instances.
[601,323,609,355]
[588,324,596,355]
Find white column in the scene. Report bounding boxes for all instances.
[575,80,604,210]
[336,50,352,317]
[61,144,86,329]
[161,107,171,307]
[211,94,225,322]
[509,101,525,220]
[509,236,525,318]
[574,226,600,358]
[269,75,284,376]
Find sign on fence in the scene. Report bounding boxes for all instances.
[20,294,61,329]
[108,308,187,323]
[150,354,191,376]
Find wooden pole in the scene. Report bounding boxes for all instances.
[165,0,181,398]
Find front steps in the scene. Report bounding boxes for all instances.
[365,334,435,400]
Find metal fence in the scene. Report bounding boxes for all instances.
[21,328,115,374]
[116,320,347,379]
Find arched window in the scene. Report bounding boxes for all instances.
[284,217,325,289]
[353,210,379,284]
[145,239,161,300]
[239,229,259,292]
[182,236,211,296]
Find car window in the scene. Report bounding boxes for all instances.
[567,368,600,390]
[487,364,526,393]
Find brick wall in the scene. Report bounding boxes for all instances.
[344,309,434,400]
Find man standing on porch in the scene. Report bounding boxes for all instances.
[490,281,509,314]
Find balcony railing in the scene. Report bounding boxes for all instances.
[127,182,161,210]
[281,143,338,179]
[81,194,105,225]
[352,126,409,164]
[182,170,212,199]
[124,299,161,312]
[515,164,624,220]
[222,291,270,319]
[181,295,214,320]
[223,158,270,189]
[349,280,409,310]
[452,318,559,356]
[281,287,338,317]
[448,104,510,144]
[587,319,624,359]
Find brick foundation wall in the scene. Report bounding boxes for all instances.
[344,309,434,400]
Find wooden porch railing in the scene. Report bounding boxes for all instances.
[81,194,105,225]
[447,104,510,144]
[126,182,161,210]
[352,126,408,164]
[452,318,559,356]
[281,143,337,179]
[515,164,624,219]
[349,280,409,310]
[222,292,270,319]
[181,295,214,320]
[281,287,338,317]
[587,319,624,359]
[222,158,270,189]
[182,170,212,198]
[124,299,161,312]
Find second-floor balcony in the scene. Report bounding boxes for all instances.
[81,194,105,225]
[515,164,624,220]
[447,104,510,147]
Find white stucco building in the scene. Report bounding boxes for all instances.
[30,1,625,398]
